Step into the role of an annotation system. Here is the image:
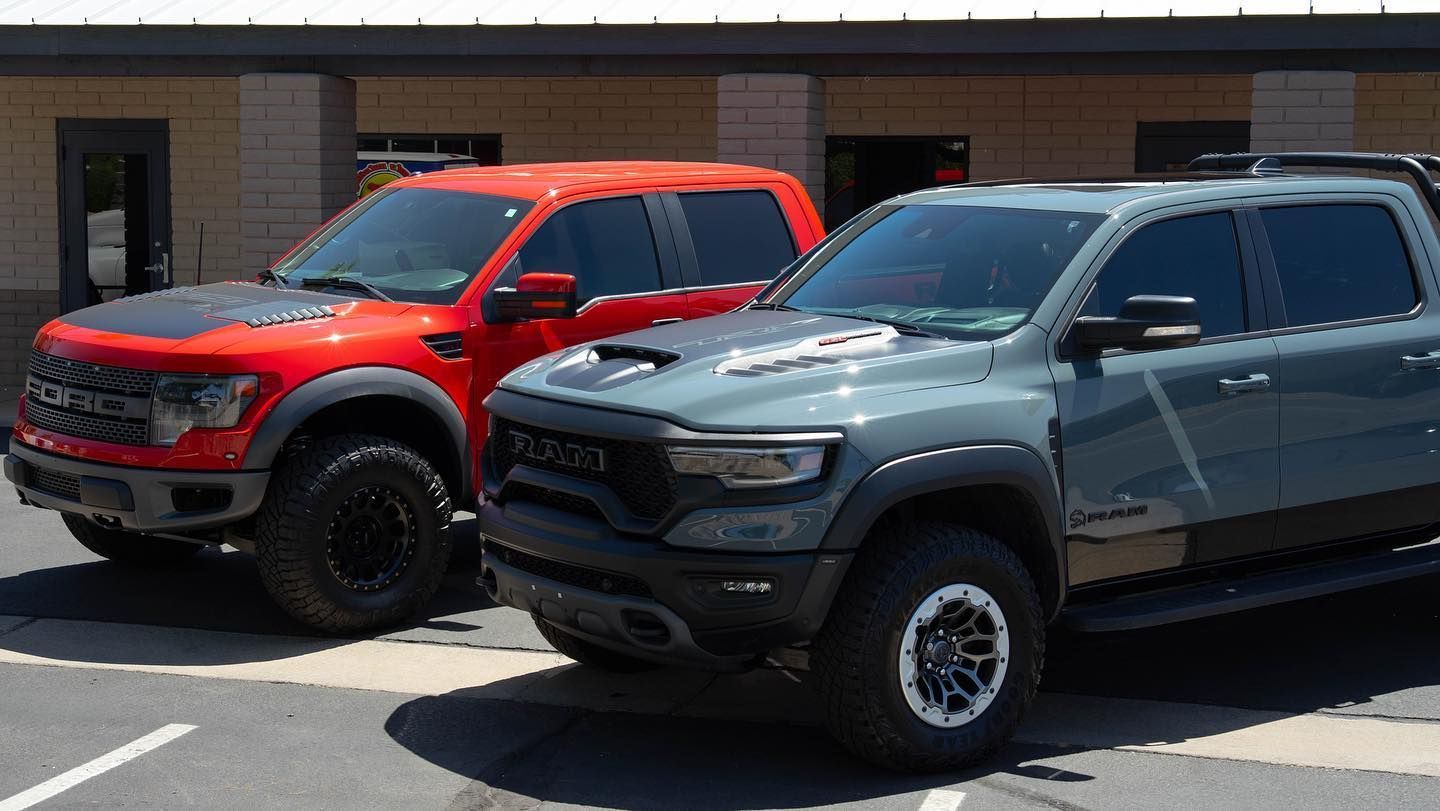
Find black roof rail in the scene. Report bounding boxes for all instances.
[1188,152,1440,222]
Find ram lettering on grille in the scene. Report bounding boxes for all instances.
[509,430,606,473]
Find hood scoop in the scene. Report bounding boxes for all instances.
[238,304,337,328]
[715,327,898,377]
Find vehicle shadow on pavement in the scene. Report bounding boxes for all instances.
[0,514,519,647]
[384,683,1096,810]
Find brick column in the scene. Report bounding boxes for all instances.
[717,74,826,210]
[240,73,356,271]
[1251,71,1356,154]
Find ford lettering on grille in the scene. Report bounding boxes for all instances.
[509,430,606,473]
[27,375,149,419]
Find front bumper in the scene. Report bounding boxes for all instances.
[5,441,269,533]
[478,499,852,671]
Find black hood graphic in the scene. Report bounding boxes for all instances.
[59,283,352,340]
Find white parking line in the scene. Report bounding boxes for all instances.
[919,788,966,811]
[0,723,197,811]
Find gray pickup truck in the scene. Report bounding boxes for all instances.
[477,152,1440,771]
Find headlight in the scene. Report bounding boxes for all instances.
[667,445,826,489]
[150,374,259,446]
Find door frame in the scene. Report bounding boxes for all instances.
[56,118,172,313]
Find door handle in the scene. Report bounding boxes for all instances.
[652,318,684,327]
[1217,373,1271,395]
[1400,351,1440,370]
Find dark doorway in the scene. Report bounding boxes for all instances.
[825,137,969,230]
[1135,121,1251,173]
[58,120,172,313]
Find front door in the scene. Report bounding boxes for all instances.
[1052,208,1281,586]
[58,120,172,312]
[477,193,689,400]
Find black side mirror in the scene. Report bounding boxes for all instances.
[493,272,578,321]
[1073,295,1202,354]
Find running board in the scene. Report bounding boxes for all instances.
[1062,539,1440,633]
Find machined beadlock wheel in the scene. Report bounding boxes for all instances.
[255,434,452,634]
[812,521,1043,772]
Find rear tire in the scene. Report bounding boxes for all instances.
[63,513,204,566]
[812,520,1044,772]
[255,434,452,634]
[532,615,658,673]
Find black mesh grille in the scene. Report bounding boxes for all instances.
[487,541,653,599]
[506,482,606,521]
[28,466,81,501]
[28,351,157,394]
[24,400,149,446]
[491,417,677,521]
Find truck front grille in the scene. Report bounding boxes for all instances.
[486,540,653,599]
[24,351,154,446]
[28,465,81,501]
[490,417,677,521]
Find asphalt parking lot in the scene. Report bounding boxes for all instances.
[2,491,1439,809]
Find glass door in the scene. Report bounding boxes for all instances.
[58,120,172,312]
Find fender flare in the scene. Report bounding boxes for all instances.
[243,367,470,488]
[820,443,1066,615]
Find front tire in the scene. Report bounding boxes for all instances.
[63,513,204,566]
[532,615,657,673]
[255,434,452,634]
[812,521,1043,772]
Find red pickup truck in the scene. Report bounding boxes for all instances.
[5,162,823,632]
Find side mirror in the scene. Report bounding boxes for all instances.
[494,272,578,321]
[1073,295,1202,354]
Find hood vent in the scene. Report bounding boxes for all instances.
[590,344,680,369]
[715,327,898,377]
[244,306,336,328]
[422,332,464,360]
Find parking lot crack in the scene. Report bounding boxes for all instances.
[0,616,38,640]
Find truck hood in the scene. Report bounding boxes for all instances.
[498,309,994,432]
[39,282,412,362]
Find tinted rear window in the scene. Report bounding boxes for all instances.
[1261,204,1418,327]
[678,191,797,286]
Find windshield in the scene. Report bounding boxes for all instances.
[273,188,534,304]
[777,204,1102,340]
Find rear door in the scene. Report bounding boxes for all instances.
[1250,197,1440,549]
[662,187,805,317]
[1051,206,1282,586]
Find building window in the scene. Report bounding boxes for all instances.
[1134,122,1250,173]
[357,134,501,164]
[824,137,969,230]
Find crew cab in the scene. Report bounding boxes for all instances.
[5,162,823,632]
[476,152,1440,771]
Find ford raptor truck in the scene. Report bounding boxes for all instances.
[478,153,1440,770]
[5,162,823,632]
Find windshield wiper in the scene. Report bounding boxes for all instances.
[834,313,946,339]
[747,301,802,311]
[298,276,394,302]
[255,268,291,288]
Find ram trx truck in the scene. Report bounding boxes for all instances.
[5,162,822,633]
[478,153,1440,771]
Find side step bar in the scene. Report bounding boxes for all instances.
[1063,539,1440,633]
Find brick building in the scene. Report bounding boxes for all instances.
[1,5,1439,387]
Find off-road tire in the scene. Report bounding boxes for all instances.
[812,521,1044,772]
[255,434,452,634]
[533,615,658,673]
[63,513,204,566]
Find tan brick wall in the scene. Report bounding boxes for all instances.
[1356,73,1440,153]
[355,77,717,163]
[0,77,241,386]
[825,75,1252,180]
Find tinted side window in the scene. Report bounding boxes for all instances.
[678,190,797,286]
[1081,211,1246,339]
[518,197,662,304]
[1260,204,1417,327]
